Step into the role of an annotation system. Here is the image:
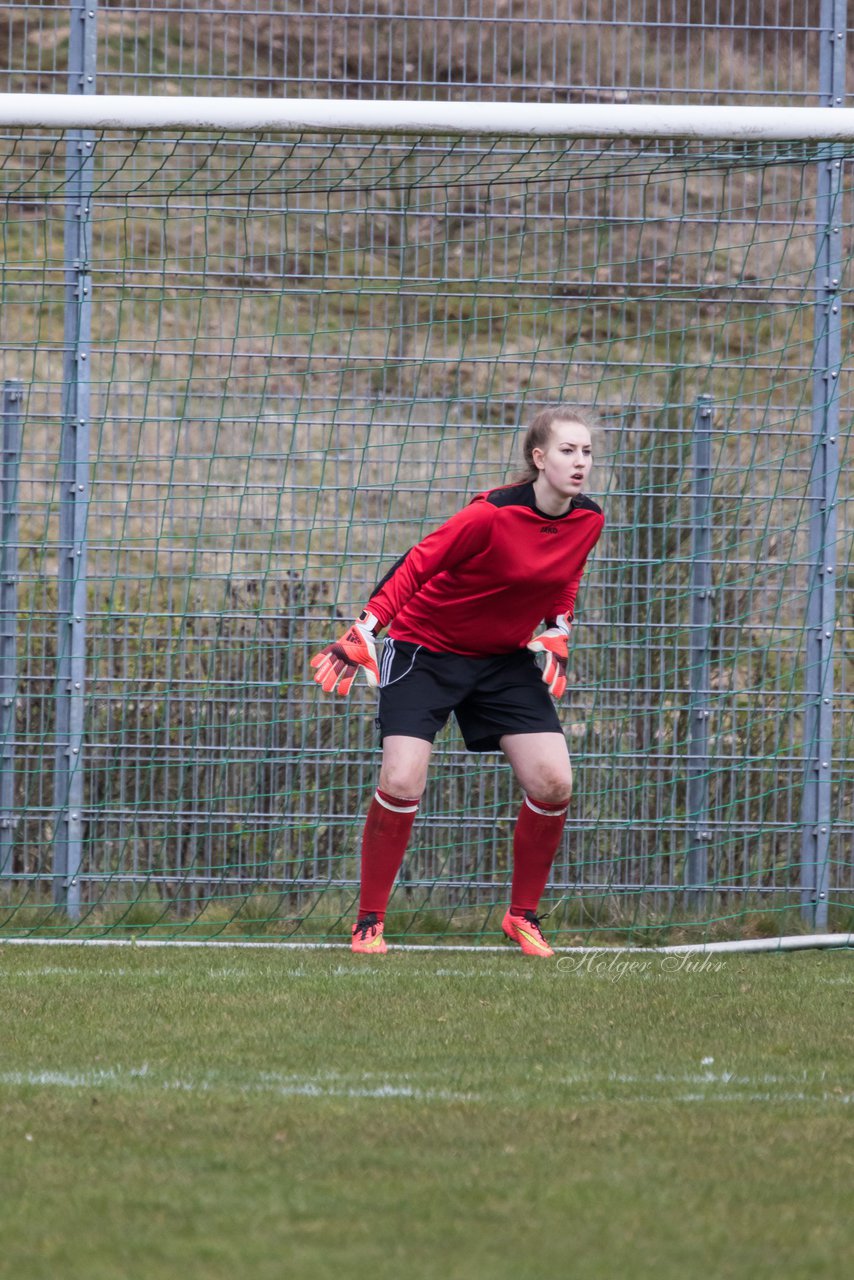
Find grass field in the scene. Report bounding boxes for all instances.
[2,943,852,1280]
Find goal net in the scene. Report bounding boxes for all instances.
[0,101,851,945]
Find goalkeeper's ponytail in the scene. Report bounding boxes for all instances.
[514,405,599,482]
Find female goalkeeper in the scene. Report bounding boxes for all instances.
[310,405,604,957]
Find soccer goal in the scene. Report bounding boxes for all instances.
[0,94,851,947]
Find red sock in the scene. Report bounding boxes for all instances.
[358,788,420,922]
[510,793,569,916]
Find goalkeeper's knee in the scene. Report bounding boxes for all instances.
[528,773,572,808]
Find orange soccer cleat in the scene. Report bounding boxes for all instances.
[502,909,555,958]
[351,913,388,955]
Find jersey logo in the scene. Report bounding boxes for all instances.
[540,524,559,535]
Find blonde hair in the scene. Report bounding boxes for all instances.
[515,405,599,483]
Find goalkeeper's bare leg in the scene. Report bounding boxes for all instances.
[498,732,573,957]
[351,735,433,954]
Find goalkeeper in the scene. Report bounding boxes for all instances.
[311,406,604,957]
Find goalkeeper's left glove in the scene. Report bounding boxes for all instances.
[527,613,571,699]
[310,611,380,696]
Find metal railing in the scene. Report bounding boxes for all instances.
[2,1,838,106]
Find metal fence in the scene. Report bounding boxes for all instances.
[0,1,852,935]
[1,1,838,105]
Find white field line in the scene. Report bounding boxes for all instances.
[1,1065,851,1106]
[0,934,852,955]
[0,1065,474,1103]
[1,964,538,981]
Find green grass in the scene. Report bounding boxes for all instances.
[1,944,852,1279]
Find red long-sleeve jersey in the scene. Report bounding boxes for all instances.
[366,481,604,657]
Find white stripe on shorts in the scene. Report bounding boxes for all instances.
[380,637,395,686]
[379,637,422,688]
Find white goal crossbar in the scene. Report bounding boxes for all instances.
[3,93,854,141]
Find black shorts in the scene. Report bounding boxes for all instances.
[376,640,562,753]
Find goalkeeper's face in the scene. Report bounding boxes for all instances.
[532,420,593,502]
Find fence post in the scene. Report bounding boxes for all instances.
[0,381,22,885]
[685,395,713,910]
[800,0,845,930]
[53,0,98,917]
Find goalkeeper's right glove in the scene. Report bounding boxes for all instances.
[310,611,380,696]
[527,613,571,699]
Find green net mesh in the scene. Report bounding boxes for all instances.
[0,127,851,943]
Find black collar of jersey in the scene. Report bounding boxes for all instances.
[484,481,602,518]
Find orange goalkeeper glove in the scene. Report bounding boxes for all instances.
[527,614,571,699]
[310,611,380,696]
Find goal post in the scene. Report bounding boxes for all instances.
[0,96,850,946]
[5,93,854,140]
